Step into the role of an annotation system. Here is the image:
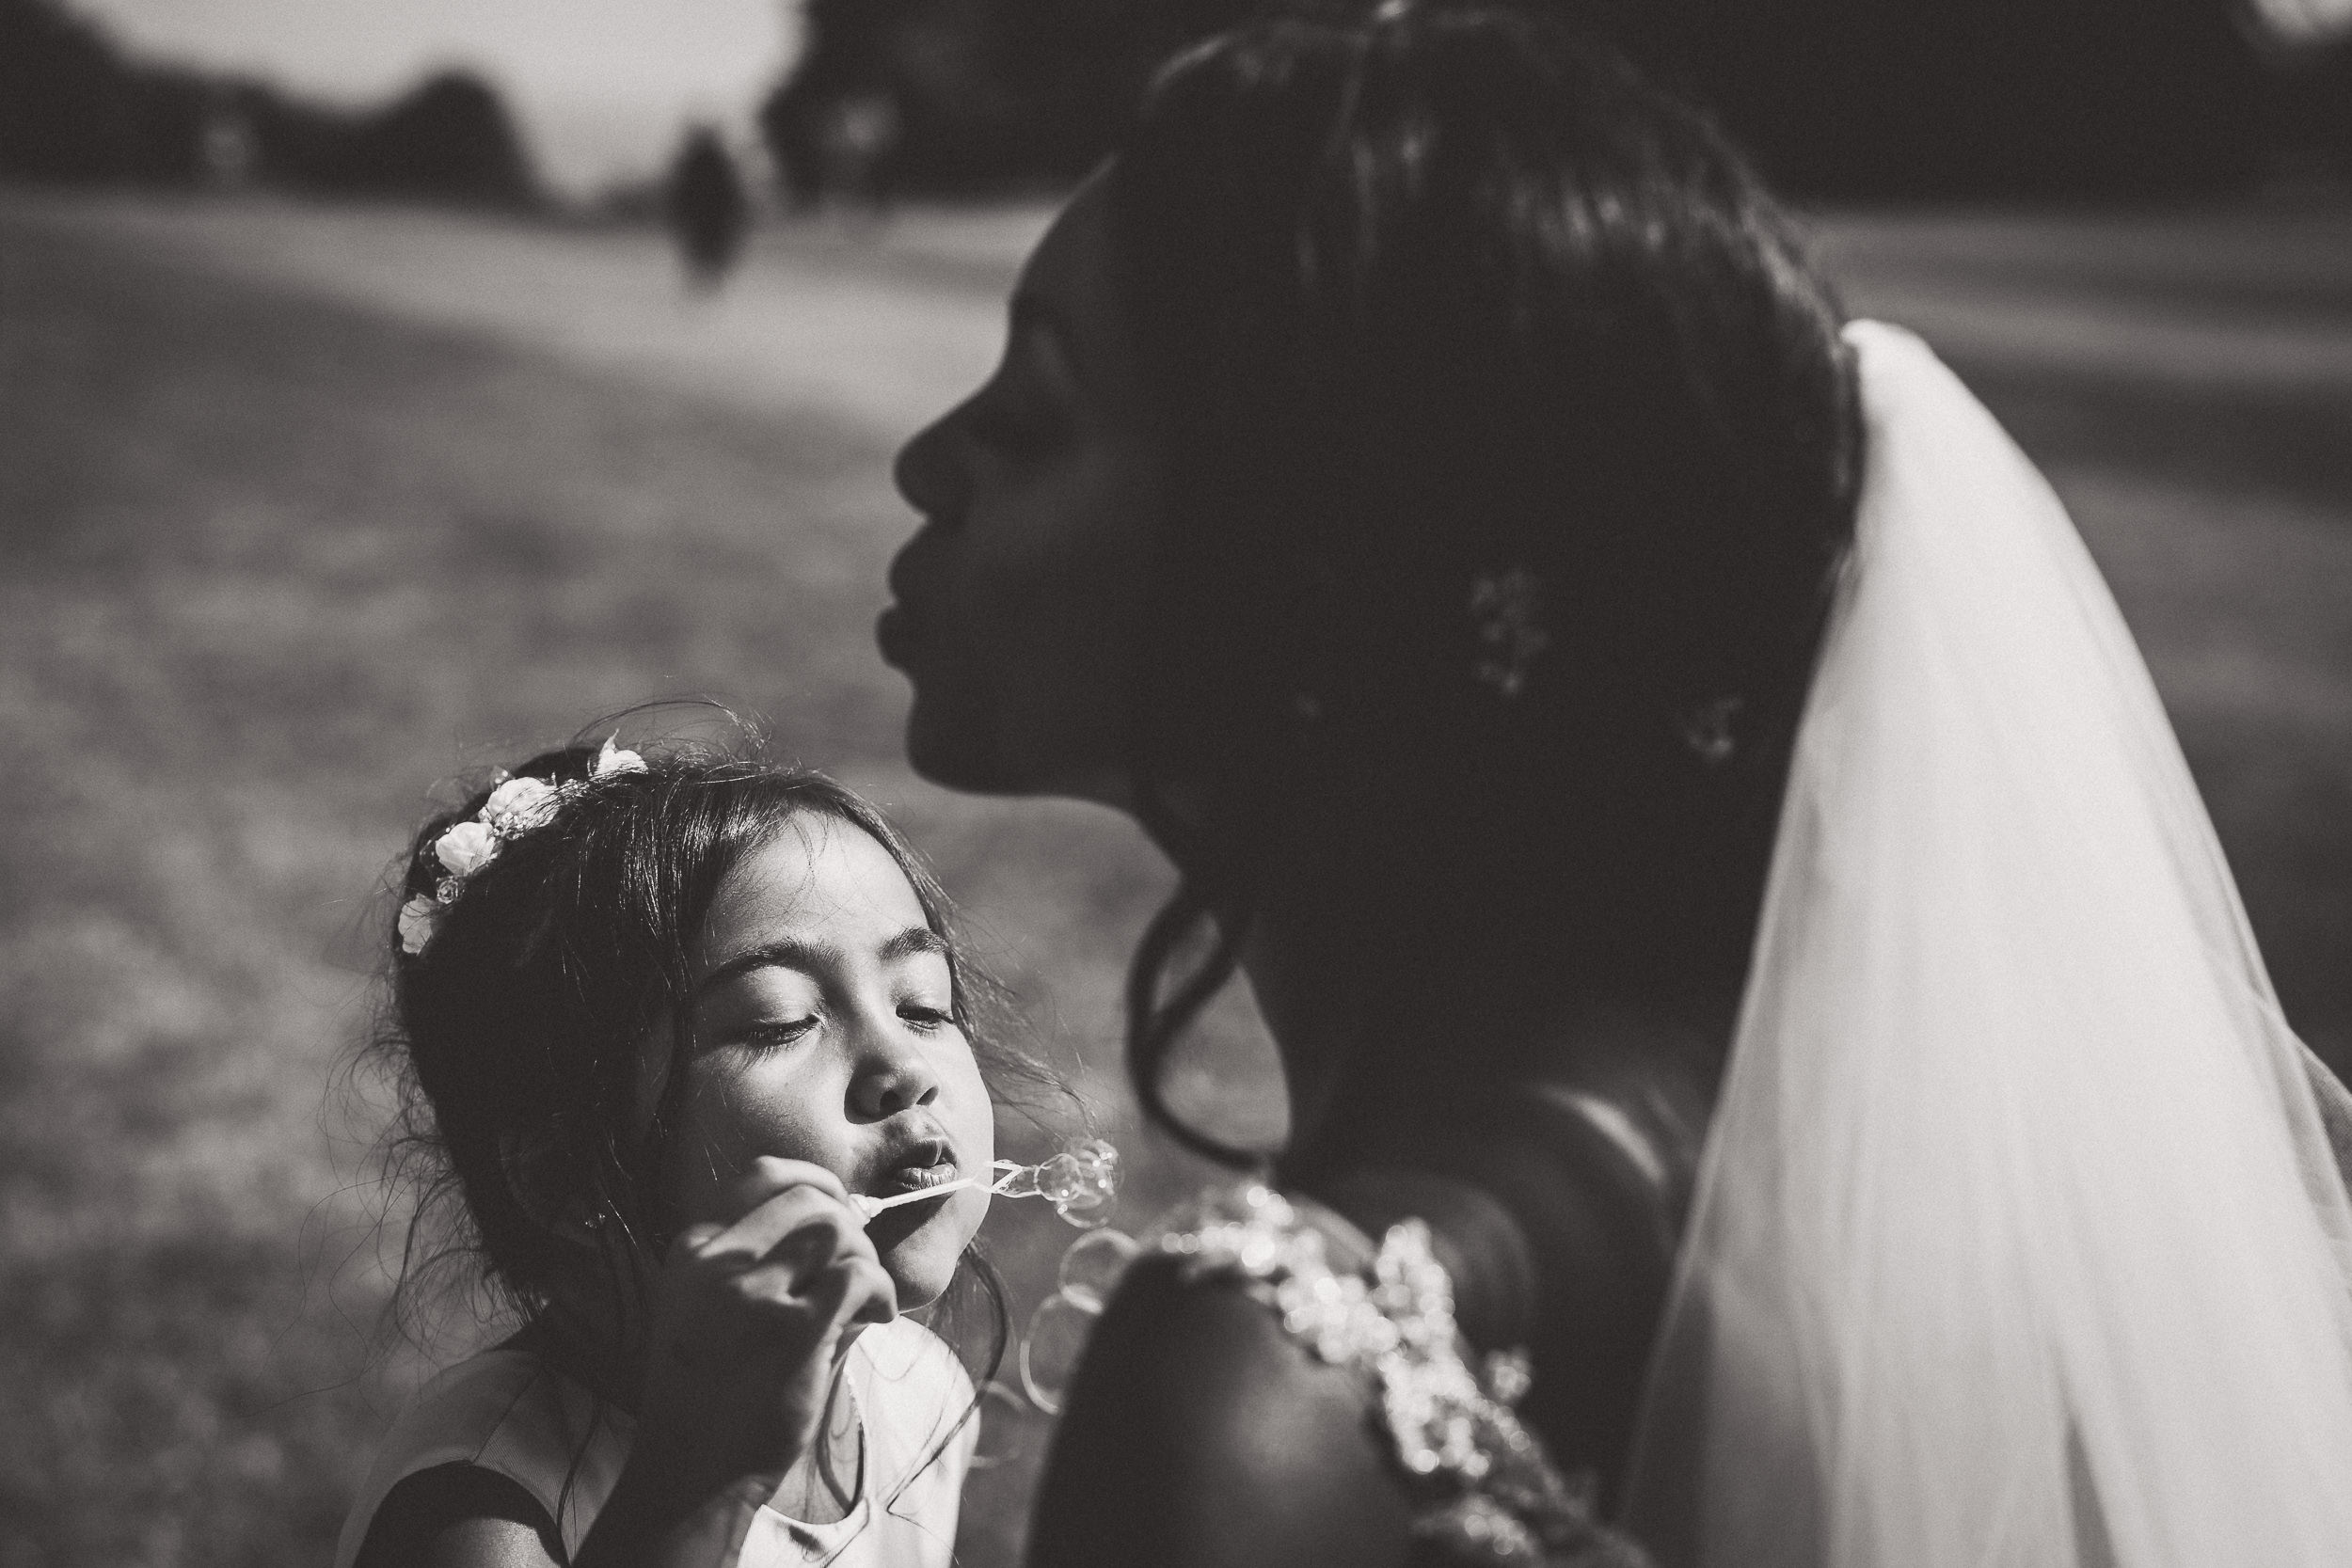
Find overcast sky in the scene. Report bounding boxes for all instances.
[73,0,801,197]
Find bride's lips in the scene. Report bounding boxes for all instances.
[875,602,919,668]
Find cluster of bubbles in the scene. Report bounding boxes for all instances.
[1009,1139,1141,1415]
[959,1137,1145,1447]
[990,1136,1120,1228]
[1017,1230,1142,1416]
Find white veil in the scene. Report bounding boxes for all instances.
[1622,322,2352,1567]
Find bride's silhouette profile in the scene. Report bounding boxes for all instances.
[885,7,2352,1562]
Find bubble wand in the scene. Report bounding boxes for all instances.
[851,1138,1119,1227]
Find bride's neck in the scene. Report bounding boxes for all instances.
[1240,894,1731,1484]
[1239,894,1740,1158]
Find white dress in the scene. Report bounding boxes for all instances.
[334,1316,976,1568]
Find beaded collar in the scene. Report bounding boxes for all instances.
[1156,1182,1653,1567]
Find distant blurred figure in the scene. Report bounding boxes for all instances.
[818,91,901,214]
[662,126,750,291]
[198,86,257,190]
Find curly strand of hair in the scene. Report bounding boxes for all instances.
[1124,882,1260,1169]
[885,1243,1013,1522]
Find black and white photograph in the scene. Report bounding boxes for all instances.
[5,1,2352,1563]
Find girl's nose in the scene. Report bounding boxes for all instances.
[848,1022,943,1121]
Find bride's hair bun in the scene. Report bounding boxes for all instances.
[1104,6,1861,1148]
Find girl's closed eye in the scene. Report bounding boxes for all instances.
[741,1013,820,1050]
[897,999,954,1031]
[705,969,825,1053]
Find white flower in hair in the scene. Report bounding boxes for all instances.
[595,736,646,777]
[397,894,442,956]
[405,743,646,959]
[435,819,499,877]
[482,775,564,835]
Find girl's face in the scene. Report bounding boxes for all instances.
[666,813,995,1308]
[883,176,1164,806]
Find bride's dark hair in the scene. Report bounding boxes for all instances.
[1105,5,1863,1162]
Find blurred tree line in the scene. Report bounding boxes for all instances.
[0,0,535,204]
[7,0,2343,210]
[763,0,2352,201]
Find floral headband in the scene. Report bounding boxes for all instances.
[398,736,647,957]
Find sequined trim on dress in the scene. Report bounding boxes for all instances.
[1157,1182,1653,1567]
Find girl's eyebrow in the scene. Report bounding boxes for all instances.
[878,927,951,964]
[696,939,823,995]
[697,927,948,995]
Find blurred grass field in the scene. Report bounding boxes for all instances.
[1,190,2346,1566]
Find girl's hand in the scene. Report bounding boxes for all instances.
[621,1157,898,1515]
[362,1160,898,1568]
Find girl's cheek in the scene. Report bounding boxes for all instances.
[947,1050,997,1165]
[662,1062,845,1227]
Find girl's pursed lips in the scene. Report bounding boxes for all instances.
[865,1129,956,1196]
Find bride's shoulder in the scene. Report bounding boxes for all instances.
[1028,1212,1418,1568]
[1028,1181,1652,1568]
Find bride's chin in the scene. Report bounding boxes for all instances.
[904,705,1136,811]
[902,705,1010,796]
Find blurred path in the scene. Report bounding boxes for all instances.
[2,194,1055,437]
[12,194,2350,417]
[1820,207,2352,392]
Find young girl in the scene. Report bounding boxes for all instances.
[339,734,1026,1568]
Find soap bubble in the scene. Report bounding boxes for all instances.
[991,1137,1122,1227]
[1020,1292,1100,1416]
[1051,1138,1120,1226]
[965,1380,1029,1471]
[1038,1152,1087,1204]
[1056,1227,1140,1311]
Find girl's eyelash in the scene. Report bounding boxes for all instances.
[898,1004,953,1030]
[743,1017,818,1050]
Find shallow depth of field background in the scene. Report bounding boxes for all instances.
[6,135,2351,1568]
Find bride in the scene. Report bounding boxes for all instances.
[882,6,2352,1563]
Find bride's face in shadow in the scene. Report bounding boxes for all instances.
[884,179,1163,806]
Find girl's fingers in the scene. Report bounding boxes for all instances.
[680,1157,853,1258]
[724,1156,851,1216]
[769,1247,897,1333]
[671,1220,729,1256]
[839,1251,898,1326]
[737,1202,887,1302]
[694,1184,853,1270]
[666,1159,893,1319]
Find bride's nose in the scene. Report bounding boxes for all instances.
[893,403,968,523]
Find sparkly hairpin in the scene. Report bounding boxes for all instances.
[851,1138,1120,1227]
[397,736,647,957]
[1470,566,1549,699]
